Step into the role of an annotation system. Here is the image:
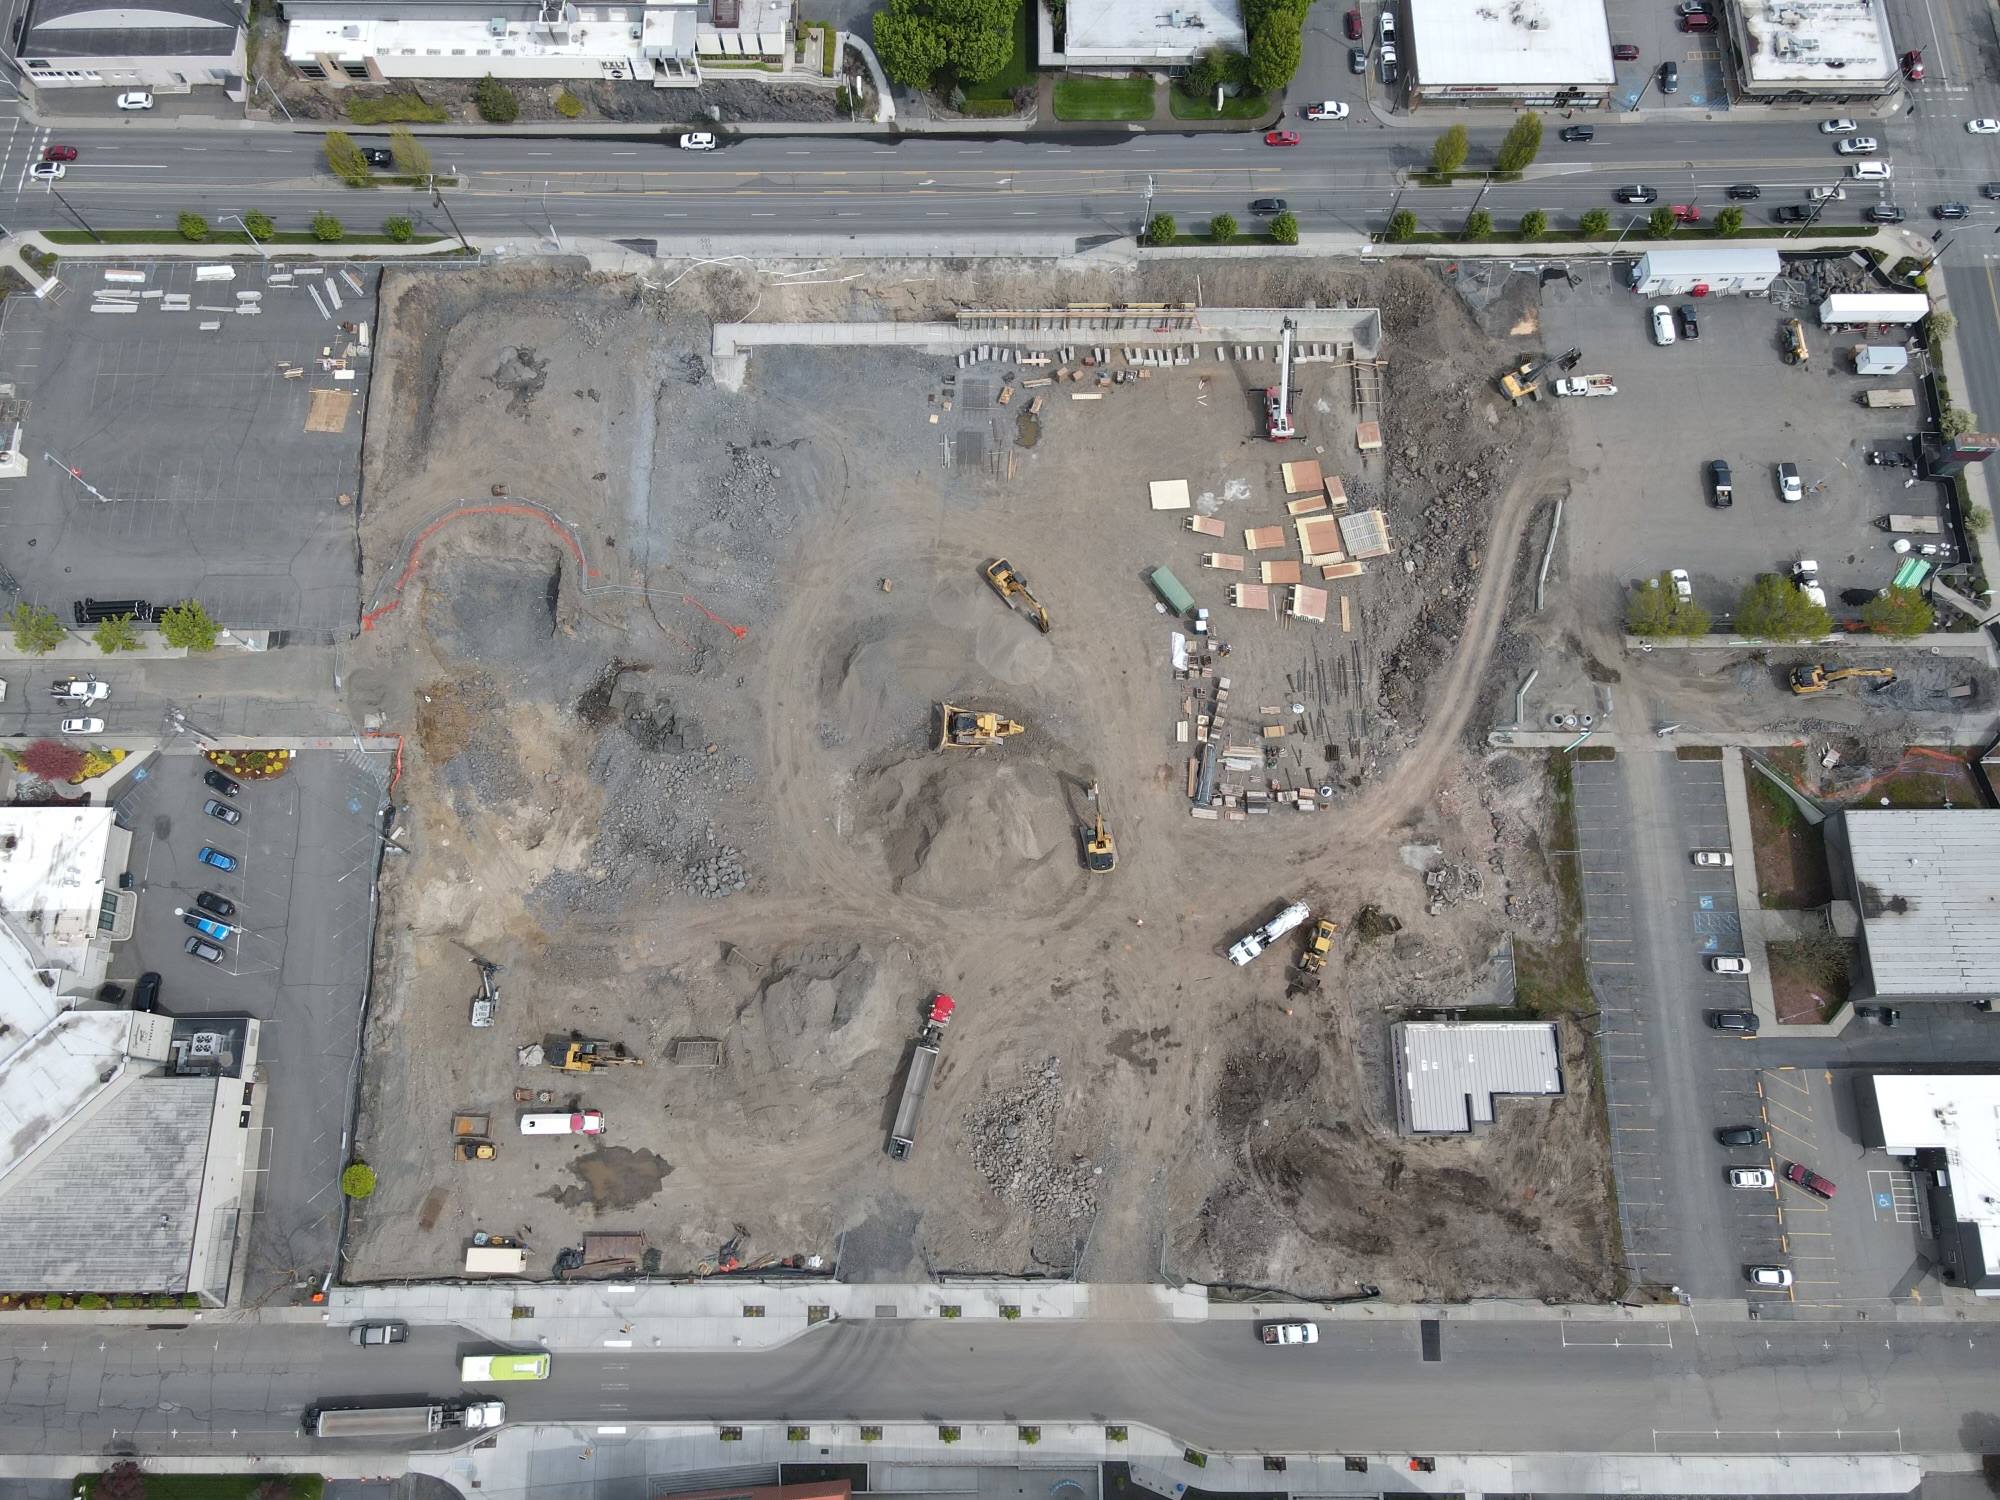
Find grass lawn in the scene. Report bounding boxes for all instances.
[78,1476,325,1500]
[1168,87,1270,120]
[45,230,449,247]
[959,0,1034,102]
[1052,75,1155,121]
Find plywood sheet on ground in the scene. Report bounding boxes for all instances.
[1287,496,1327,517]
[1260,560,1301,585]
[1356,421,1382,451]
[1203,552,1246,572]
[1150,479,1191,510]
[1244,526,1285,552]
[1322,561,1367,580]
[1339,508,1393,560]
[305,388,353,433]
[1228,583,1271,609]
[1297,515,1345,565]
[1281,459,1323,494]
[1289,585,1328,622]
[1324,476,1348,508]
[1184,514,1227,537]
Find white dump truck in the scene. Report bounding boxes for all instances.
[1228,902,1313,966]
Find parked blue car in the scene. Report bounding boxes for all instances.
[196,846,238,872]
[181,913,231,942]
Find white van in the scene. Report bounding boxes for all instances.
[520,1111,605,1135]
[1848,160,1891,180]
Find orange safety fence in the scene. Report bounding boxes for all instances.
[362,503,599,632]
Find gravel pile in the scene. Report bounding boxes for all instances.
[962,1058,1098,1224]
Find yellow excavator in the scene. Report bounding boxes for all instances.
[1082,782,1116,872]
[1790,664,1897,695]
[983,559,1052,634]
[553,1035,645,1072]
[936,703,1026,750]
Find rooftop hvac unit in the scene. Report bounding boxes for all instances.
[340,22,359,36]
[488,14,507,32]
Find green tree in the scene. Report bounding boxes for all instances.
[158,599,219,651]
[1492,110,1543,173]
[556,89,584,118]
[92,613,140,654]
[6,601,63,654]
[873,0,1022,87]
[384,215,415,242]
[1930,309,1956,341]
[1519,207,1547,239]
[310,210,345,242]
[1649,205,1678,237]
[1182,43,1226,96]
[1735,574,1832,641]
[176,212,208,242]
[1142,211,1176,245]
[1246,15,1303,90]
[1715,205,1744,235]
[473,73,519,123]
[1860,584,1933,637]
[388,125,433,178]
[1579,206,1611,236]
[323,129,370,184]
[1429,122,1468,177]
[1964,501,1991,532]
[1208,211,1237,242]
[241,210,275,240]
[1463,207,1492,240]
[1942,406,1978,439]
[1625,573,1711,637]
[341,1162,377,1198]
[1269,210,1299,245]
[1387,208,1417,241]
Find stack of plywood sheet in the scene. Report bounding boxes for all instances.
[1228,583,1271,609]
[1289,585,1328,622]
[1244,525,1285,552]
[1280,458,1323,494]
[1356,421,1383,452]
[1321,560,1366,581]
[1296,514,1345,566]
[1323,475,1348,509]
[1184,514,1227,537]
[1149,479,1191,510]
[1260,560,1302,585]
[1203,552,1246,572]
[1338,508,1393,560]
[1287,495,1327,517]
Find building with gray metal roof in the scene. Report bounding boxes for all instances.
[1391,1021,1563,1135]
[1835,809,2000,1003]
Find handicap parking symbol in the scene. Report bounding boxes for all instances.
[1698,895,1716,910]
[1876,1191,1894,1211]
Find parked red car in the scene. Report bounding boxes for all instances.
[1786,1163,1837,1200]
[1901,48,1924,79]
[41,144,77,162]
[1265,130,1301,146]
[1612,42,1640,59]
[1670,203,1701,222]
[1344,7,1361,37]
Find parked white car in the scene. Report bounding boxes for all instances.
[1670,568,1693,602]
[1748,1265,1794,1288]
[678,132,717,150]
[1691,850,1734,868]
[1819,117,1856,133]
[1708,955,1752,975]
[1835,136,1878,155]
[115,92,153,110]
[59,717,104,734]
[1650,303,1677,346]
[1729,1168,1775,1188]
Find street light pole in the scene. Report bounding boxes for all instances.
[430,175,474,256]
[221,213,267,260]
[47,186,100,243]
[1142,173,1155,235]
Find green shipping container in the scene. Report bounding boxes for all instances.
[1149,566,1195,616]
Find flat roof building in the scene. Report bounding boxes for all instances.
[15,0,246,96]
[1630,248,1782,297]
[0,805,135,999]
[1039,0,1245,70]
[1406,0,1614,106]
[1726,0,1901,100]
[1856,1073,2000,1294]
[1831,809,2000,1003]
[1392,1021,1563,1134]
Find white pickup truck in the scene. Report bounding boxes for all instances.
[1553,374,1617,397]
[48,678,109,703]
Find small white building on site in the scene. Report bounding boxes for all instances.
[1819,293,1931,327]
[1629,248,1781,297]
[1391,1021,1563,1134]
[1727,0,1902,100]
[1406,0,1615,106]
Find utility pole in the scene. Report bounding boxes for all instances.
[1142,173,1155,236]
[431,175,474,256]
[542,179,559,252]
[221,213,267,260]
[47,186,100,243]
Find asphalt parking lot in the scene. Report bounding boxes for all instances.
[1599,0,1729,112]
[110,747,389,1296]
[0,260,377,633]
[1542,264,1951,623]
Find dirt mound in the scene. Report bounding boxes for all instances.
[865,758,1078,910]
[734,941,908,1077]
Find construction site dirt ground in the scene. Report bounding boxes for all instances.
[337,257,1617,1300]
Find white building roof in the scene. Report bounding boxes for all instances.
[1062,0,1245,63]
[1739,0,1893,85]
[0,1009,134,1178]
[286,9,669,65]
[1868,1074,2000,1280]
[1634,248,1783,279]
[1393,1021,1563,1134]
[1846,809,2000,998]
[1409,0,1613,87]
[0,807,115,1004]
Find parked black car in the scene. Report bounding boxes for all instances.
[203,768,241,797]
[1717,1125,1763,1146]
[361,147,393,168]
[195,890,236,919]
[133,971,161,1012]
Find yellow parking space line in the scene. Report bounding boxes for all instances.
[1763,1068,1813,1097]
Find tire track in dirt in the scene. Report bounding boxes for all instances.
[1348,431,1563,844]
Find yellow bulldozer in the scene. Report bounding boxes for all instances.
[936,703,1026,750]
[983,559,1051,634]
[1790,664,1897,695]
[553,1035,645,1072]
[1297,918,1338,973]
